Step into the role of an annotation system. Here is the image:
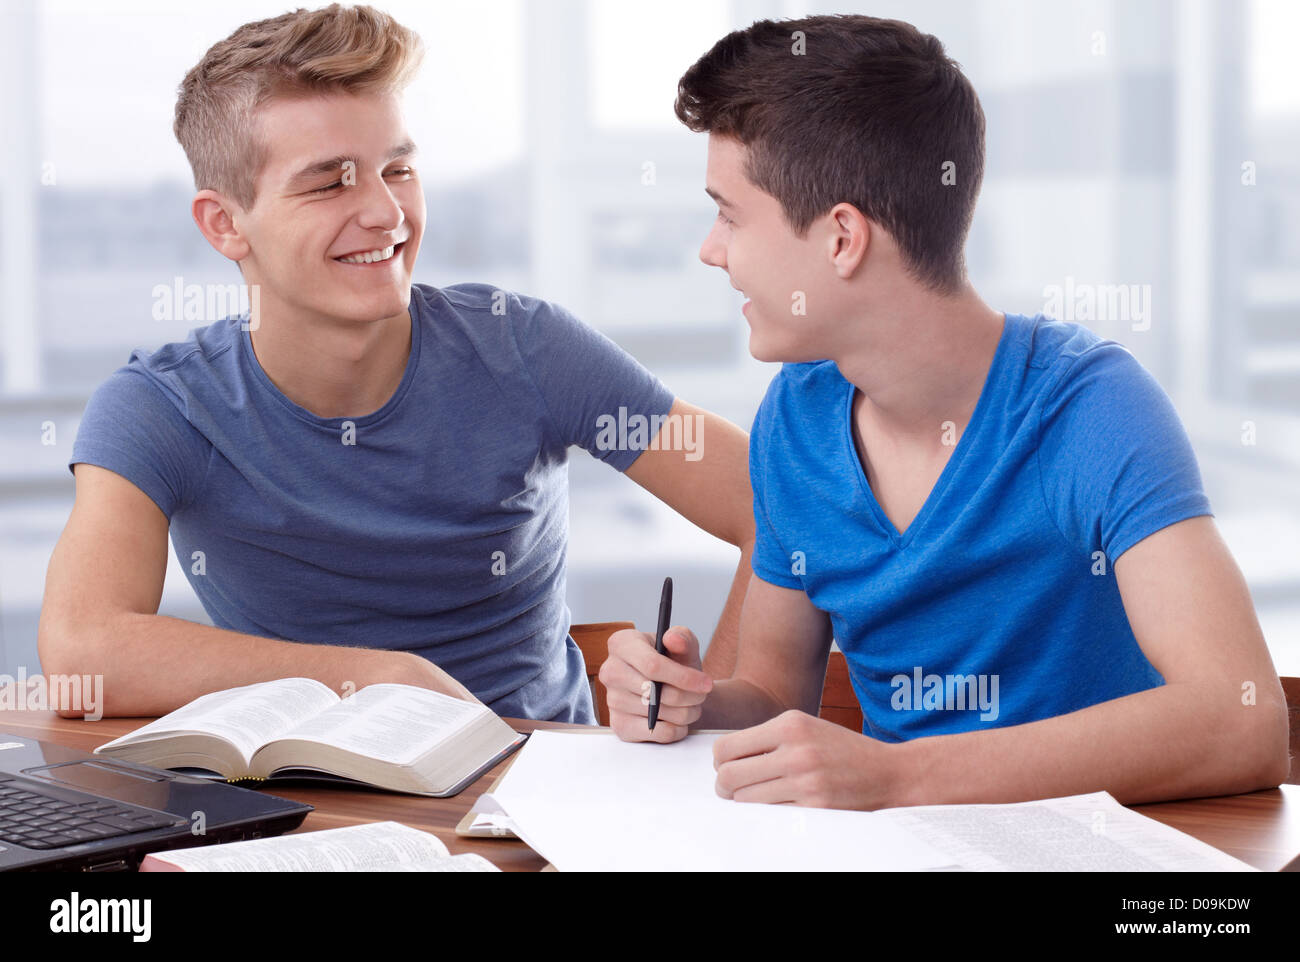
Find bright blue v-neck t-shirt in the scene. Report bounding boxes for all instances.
[68,283,675,724]
[748,312,1212,742]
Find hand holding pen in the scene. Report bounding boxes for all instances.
[597,577,714,744]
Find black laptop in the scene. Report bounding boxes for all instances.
[0,732,312,871]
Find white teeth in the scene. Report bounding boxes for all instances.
[337,244,397,264]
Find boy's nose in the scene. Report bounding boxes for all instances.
[698,225,726,269]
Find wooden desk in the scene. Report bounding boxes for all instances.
[3,709,1298,871]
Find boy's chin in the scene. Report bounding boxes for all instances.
[326,284,411,322]
[748,330,821,365]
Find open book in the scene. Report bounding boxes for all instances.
[93,678,525,796]
[140,821,499,872]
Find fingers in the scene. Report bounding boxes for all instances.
[602,662,707,708]
[606,685,701,727]
[599,630,712,702]
[712,712,842,808]
[429,671,478,704]
[714,750,786,801]
[661,625,701,665]
[610,710,691,744]
[609,629,712,695]
[728,774,799,805]
[599,627,713,743]
[712,715,787,767]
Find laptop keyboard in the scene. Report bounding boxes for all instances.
[0,778,185,850]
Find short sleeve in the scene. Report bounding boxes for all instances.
[1037,343,1212,563]
[69,366,210,520]
[510,295,675,471]
[748,375,804,589]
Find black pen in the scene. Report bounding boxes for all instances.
[648,576,673,731]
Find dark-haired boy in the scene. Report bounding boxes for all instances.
[600,14,1290,808]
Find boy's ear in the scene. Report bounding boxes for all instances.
[827,202,871,280]
[192,189,252,265]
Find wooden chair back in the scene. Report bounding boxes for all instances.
[571,622,636,726]
[1283,676,1300,785]
[818,650,864,732]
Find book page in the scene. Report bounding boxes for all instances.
[275,684,484,766]
[355,855,499,872]
[96,678,339,764]
[877,791,1259,871]
[146,822,456,872]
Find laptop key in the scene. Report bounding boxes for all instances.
[58,828,101,842]
[75,824,122,839]
[36,833,77,847]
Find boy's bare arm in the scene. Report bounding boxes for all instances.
[621,398,756,679]
[38,464,474,719]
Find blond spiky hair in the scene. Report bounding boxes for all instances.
[173,3,424,210]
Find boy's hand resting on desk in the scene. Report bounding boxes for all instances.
[358,650,482,705]
[599,626,713,743]
[713,710,901,810]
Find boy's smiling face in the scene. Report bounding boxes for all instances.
[234,90,425,326]
[698,133,843,364]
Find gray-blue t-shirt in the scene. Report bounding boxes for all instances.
[68,282,675,723]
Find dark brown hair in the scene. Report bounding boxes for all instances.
[675,14,985,294]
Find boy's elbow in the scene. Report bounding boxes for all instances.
[716,499,754,550]
[1241,697,1293,790]
[1257,735,1293,790]
[1253,749,1291,792]
[36,611,110,719]
[37,607,84,680]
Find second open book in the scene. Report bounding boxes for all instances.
[93,678,524,796]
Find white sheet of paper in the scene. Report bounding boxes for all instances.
[485,730,959,871]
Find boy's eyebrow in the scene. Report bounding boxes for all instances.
[704,186,735,209]
[285,140,419,187]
